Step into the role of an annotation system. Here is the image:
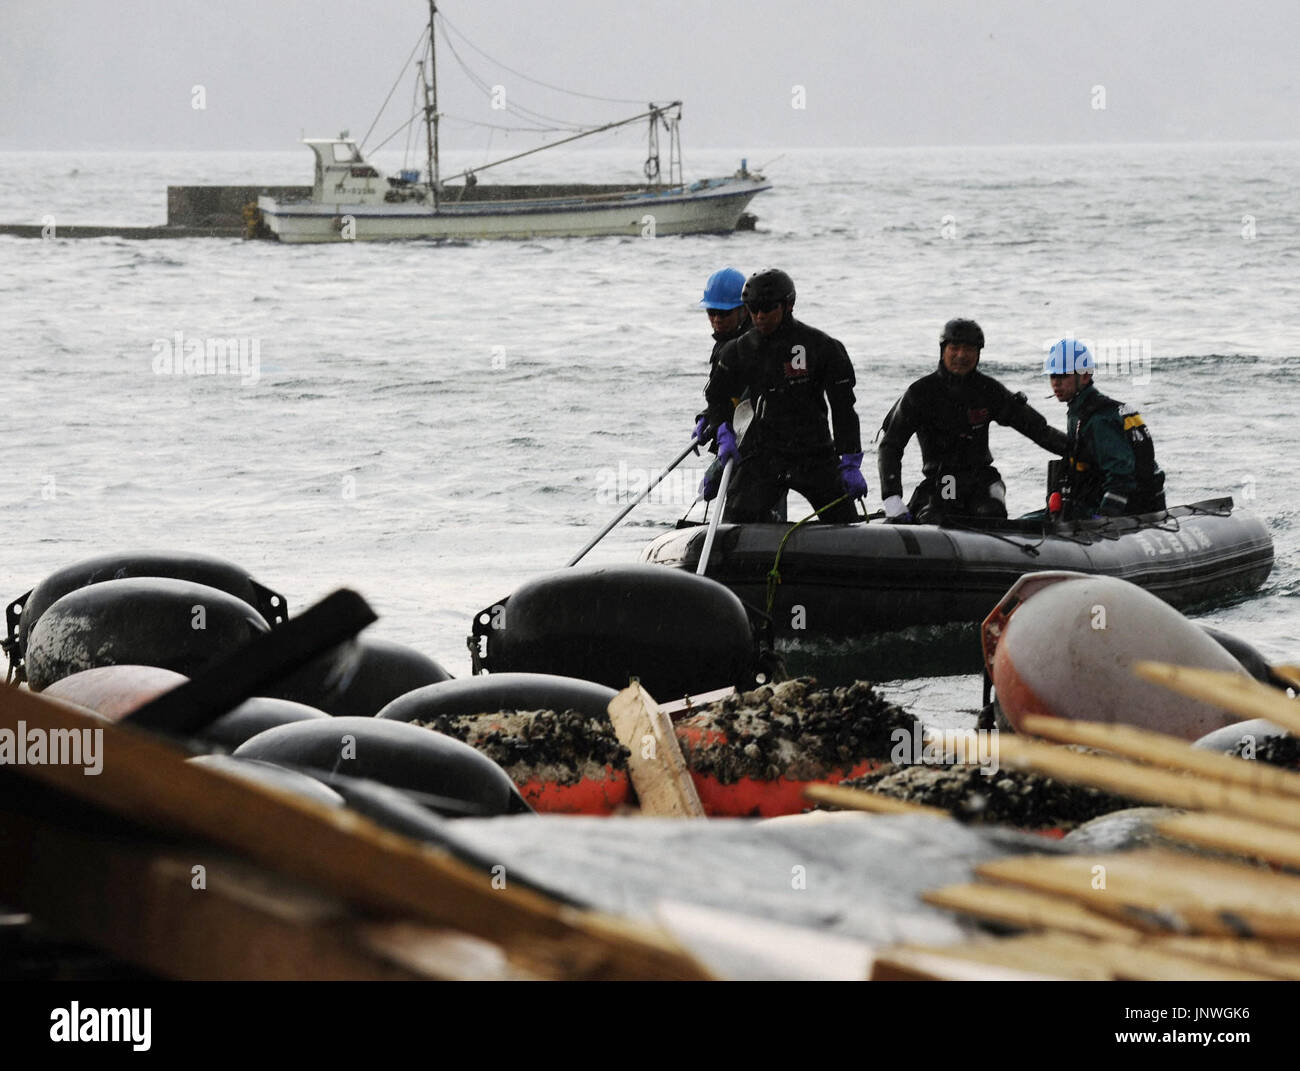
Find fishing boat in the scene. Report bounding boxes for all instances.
[639,498,1274,639]
[257,3,769,243]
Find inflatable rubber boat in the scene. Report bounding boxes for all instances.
[640,497,1273,638]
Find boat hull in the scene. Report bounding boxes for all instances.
[639,499,1274,638]
[257,178,769,242]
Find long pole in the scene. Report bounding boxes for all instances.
[695,458,734,576]
[566,439,700,567]
[426,0,440,209]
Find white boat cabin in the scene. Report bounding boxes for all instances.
[304,138,427,206]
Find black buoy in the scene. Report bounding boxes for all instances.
[200,696,332,752]
[1062,807,1186,852]
[469,565,758,701]
[1191,718,1299,768]
[268,635,452,717]
[1199,625,1290,689]
[233,717,530,816]
[10,551,286,658]
[378,671,617,723]
[25,578,270,692]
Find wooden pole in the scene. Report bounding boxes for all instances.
[1134,661,1300,735]
[803,783,950,819]
[993,733,1300,830]
[1018,713,1300,798]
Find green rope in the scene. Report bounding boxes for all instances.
[764,493,851,616]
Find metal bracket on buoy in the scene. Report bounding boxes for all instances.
[467,595,509,675]
[249,580,290,628]
[2,590,31,684]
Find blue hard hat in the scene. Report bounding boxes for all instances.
[1043,338,1094,375]
[699,267,747,310]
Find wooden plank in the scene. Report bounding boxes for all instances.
[1134,661,1300,735]
[878,932,1271,981]
[606,683,706,818]
[658,686,736,718]
[0,683,711,980]
[803,783,950,819]
[922,882,1143,941]
[1155,812,1300,869]
[1019,713,1300,798]
[976,848,1300,940]
[923,881,1300,979]
[870,946,1065,981]
[0,809,534,980]
[994,733,1300,829]
[1152,936,1300,980]
[123,587,376,735]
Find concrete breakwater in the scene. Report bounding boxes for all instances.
[0,185,310,239]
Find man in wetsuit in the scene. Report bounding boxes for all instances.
[701,268,865,524]
[1045,338,1166,519]
[693,267,750,448]
[877,319,1067,524]
[693,267,789,516]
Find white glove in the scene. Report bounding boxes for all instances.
[884,494,908,519]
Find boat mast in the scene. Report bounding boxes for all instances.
[425,0,441,208]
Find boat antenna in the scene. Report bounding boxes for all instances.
[425,0,441,208]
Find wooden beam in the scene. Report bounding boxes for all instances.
[1134,661,1300,735]
[0,808,535,980]
[875,932,1272,981]
[1155,812,1300,869]
[803,783,950,819]
[923,881,1300,979]
[1018,712,1300,797]
[0,684,711,980]
[994,733,1300,829]
[606,683,706,818]
[976,848,1300,941]
[922,882,1143,941]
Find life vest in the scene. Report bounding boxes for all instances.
[1066,388,1165,516]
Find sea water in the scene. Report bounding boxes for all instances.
[2,143,1297,722]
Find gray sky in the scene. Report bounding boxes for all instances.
[2,0,1296,150]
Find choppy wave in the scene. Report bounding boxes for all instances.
[2,143,1297,673]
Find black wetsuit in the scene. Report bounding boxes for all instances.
[705,314,861,523]
[877,359,1067,522]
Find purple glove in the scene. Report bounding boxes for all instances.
[692,415,712,444]
[838,453,868,497]
[716,422,739,465]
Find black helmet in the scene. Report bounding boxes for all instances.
[940,318,984,349]
[742,268,796,308]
